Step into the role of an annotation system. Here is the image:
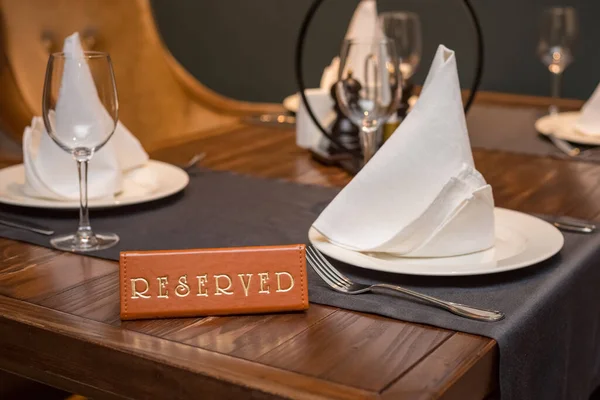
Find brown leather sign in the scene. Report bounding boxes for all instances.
[119,244,308,320]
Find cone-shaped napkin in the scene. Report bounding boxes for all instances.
[576,82,600,136]
[319,0,383,91]
[320,57,340,92]
[312,45,495,257]
[345,0,382,41]
[23,32,154,200]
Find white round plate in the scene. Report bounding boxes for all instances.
[309,208,564,276]
[0,160,189,210]
[535,111,600,146]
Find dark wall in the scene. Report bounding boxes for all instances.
[154,0,599,103]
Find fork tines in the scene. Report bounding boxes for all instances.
[306,245,352,291]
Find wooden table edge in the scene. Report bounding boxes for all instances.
[381,332,498,399]
[0,294,381,399]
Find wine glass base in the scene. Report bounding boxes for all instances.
[50,232,119,252]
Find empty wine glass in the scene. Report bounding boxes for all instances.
[538,7,577,115]
[42,51,120,252]
[379,11,422,81]
[336,38,402,165]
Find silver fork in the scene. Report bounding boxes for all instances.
[306,246,505,322]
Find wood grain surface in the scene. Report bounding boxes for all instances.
[0,95,598,399]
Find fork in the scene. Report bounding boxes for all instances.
[306,246,505,322]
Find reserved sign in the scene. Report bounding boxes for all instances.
[119,244,308,320]
[129,271,296,299]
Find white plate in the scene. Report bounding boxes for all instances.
[535,111,600,146]
[0,160,189,209]
[309,208,564,276]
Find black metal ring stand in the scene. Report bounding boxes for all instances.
[294,0,484,159]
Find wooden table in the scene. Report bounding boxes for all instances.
[1,93,598,399]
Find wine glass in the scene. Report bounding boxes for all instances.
[379,11,422,81]
[336,38,401,165]
[42,51,120,252]
[537,7,577,115]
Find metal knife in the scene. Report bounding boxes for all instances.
[547,133,581,157]
[0,215,55,236]
[553,221,596,234]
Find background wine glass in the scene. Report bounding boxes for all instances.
[336,38,401,165]
[537,7,577,115]
[42,51,120,252]
[379,11,422,82]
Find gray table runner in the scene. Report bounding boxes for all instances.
[1,168,599,400]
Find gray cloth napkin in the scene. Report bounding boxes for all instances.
[0,168,599,400]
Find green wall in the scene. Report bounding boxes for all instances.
[151,0,600,103]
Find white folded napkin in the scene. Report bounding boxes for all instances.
[312,45,495,258]
[345,0,383,41]
[576,82,600,136]
[22,32,155,200]
[342,0,384,84]
[320,57,340,92]
[320,0,383,92]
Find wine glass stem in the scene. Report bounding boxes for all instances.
[360,126,378,164]
[549,72,562,115]
[76,158,92,239]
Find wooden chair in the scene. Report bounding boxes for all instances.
[0,0,281,151]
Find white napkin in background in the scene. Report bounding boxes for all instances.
[341,0,384,84]
[345,0,382,40]
[576,82,600,136]
[296,0,383,150]
[22,32,156,200]
[320,57,340,92]
[312,45,495,258]
[320,0,383,92]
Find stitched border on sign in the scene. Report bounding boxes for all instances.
[123,254,127,319]
[298,245,306,308]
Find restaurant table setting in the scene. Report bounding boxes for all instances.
[20,34,156,202]
[1,27,600,398]
[2,2,600,399]
[294,0,380,155]
[472,75,600,163]
[467,103,600,163]
[292,1,600,169]
[287,0,376,116]
[294,0,418,163]
[0,33,188,210]
[461,5,600,164]
[536,84,600,142]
